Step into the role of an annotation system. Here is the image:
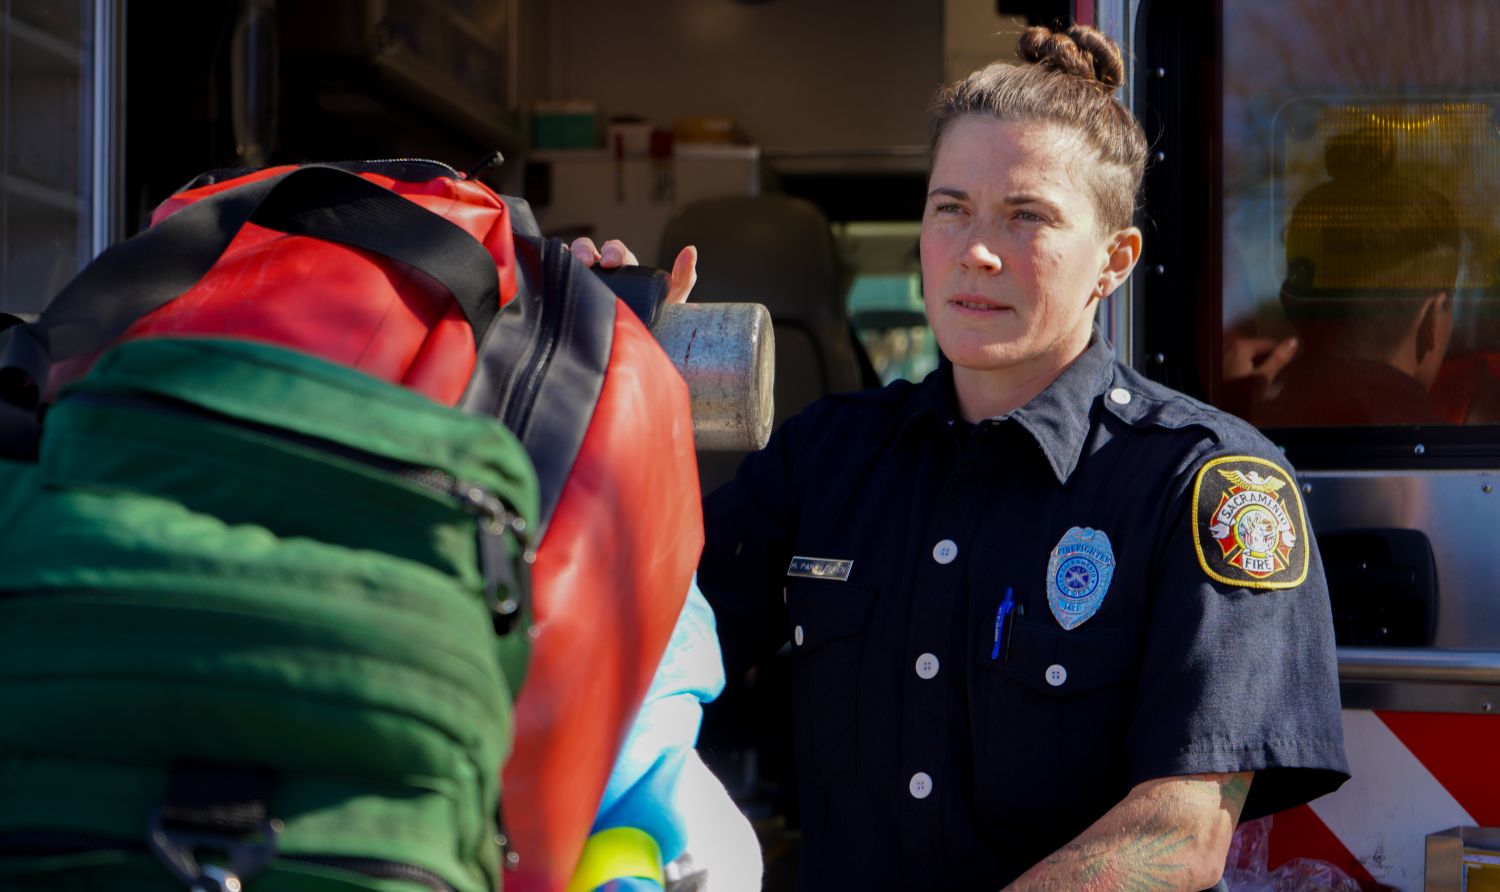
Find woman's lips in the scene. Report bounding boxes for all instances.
[948,294,1012,314]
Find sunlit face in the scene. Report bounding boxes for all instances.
[920,117,1133,377]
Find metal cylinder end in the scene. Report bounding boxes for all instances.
[651,302,775,452]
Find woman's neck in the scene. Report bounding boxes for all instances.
[950,336,1092,423]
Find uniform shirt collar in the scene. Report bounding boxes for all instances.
[1006,333,1115,484]
[899,332,1115,485]
[897,358,961,440]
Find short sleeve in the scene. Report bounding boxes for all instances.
[1125,443,1350,820]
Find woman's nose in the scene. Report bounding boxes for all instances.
[959,234,1002,272]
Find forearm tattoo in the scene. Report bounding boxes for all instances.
[1012,773,1253,891]
[1218,773,1252,818]
[1035,799,1192,892]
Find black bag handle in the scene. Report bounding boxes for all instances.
[0,165,501,410]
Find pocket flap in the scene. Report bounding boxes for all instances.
[978,615,1135,694]
[785,580,876,652]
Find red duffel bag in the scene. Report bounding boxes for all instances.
[8,159,702,891]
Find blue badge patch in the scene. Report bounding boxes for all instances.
[1046,527,1115,630]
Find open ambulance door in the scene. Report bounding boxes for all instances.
[1111,0,1500,887]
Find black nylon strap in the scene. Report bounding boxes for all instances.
[458,232,676,536]
[0,165,499,408]
[594,265,671,330]
[254,168,500,342]
[459,235,616,538]
[34,173,284,364]
[0,312,37,332]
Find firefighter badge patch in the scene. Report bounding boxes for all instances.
[1046,527,1115,630]
[1192,455,1309,589]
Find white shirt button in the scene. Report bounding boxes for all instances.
[915,653,940,679]
[932,539,958,564]
[909,772,933,799]
[1109,387,1132,406]
[1045,663,1068,687]
[793,625,804,646]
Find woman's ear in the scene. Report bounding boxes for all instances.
[1097,227,1143,299]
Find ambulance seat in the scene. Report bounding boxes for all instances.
[658,194,867,495]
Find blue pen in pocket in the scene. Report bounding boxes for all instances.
[991,587,1015,661]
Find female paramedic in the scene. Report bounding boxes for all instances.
[578,24,1349,892]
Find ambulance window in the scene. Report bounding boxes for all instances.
[836,221,939,385]
[1204,1,1500,428]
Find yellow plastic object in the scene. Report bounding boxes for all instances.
[565,826,665,892]
[1285,102,1497,293]
[671,116,736,144]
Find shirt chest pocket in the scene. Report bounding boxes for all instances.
[971,615,1138,836]
[785,579,877,785]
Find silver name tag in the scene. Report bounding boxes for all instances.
[787,556,853,581]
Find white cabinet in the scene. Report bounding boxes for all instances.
[529,144,760,265]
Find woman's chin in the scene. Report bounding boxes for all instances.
[940,340,1028,373]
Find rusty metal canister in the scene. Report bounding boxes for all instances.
[650,302,774,452]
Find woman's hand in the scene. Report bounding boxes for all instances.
[569,238,699,305]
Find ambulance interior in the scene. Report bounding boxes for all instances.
[3,0,1499,886]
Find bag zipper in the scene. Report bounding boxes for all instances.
[360,157,464,177]
[0,832,460,891]
[496,239,575,440]
[59,390,530,630]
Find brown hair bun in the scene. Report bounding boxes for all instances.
[1018,25,1126,92]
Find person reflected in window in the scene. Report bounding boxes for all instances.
[1252,134,1461,426]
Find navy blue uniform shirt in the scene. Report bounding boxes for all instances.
[699,334,1350,890]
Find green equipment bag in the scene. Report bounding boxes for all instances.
[0,336,538,892]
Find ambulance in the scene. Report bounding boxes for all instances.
[1088,2,1499,888]
[2,1,1496,889]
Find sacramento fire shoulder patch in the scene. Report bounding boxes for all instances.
[1191,455,1310,590]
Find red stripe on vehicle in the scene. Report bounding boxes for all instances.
[1377,710,1500,826]
[1266,804,1383,890]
